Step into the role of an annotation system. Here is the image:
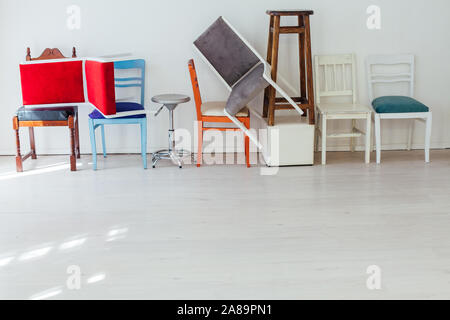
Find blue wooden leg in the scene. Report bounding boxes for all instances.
[101,124,107,158]
[88,119,98,170]
[140,119,148,169]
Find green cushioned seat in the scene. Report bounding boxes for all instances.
[372,96,429,114]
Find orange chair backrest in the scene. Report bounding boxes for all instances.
[188,59,203,121]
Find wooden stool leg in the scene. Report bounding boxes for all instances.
[29,127,37,159]
[263,15,275,118]
[267,15,281,126]
[68,116,76,171]
[304,15,315,125]
[13,117,23,172]
[298,15,307,103]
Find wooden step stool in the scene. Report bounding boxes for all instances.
[263,10,315,126]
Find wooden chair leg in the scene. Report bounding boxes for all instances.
[197,121,203,167]
[75,116,81,159]
[29,127,37,159]
[13,117,23,172]
[245,120,250,168]
[68,116,76,171]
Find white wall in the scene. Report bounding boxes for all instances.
[1,0,449,155]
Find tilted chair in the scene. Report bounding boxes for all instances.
[188,59,251,167]
[88,59,148,170]
[366,54,432,164]
[14,47,80,172]
[193,16,305,152]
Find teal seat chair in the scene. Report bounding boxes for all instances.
[366,55,432,164]
[88,59,147,170]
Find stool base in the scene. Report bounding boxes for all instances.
[152,150,190,168]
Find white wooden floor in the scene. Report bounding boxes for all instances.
[0,150,449,300]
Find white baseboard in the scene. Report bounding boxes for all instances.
[0,143,449,156]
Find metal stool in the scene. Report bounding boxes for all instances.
[151,94,191,168]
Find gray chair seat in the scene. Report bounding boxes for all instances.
[17,106,77,121]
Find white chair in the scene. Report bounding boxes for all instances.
[366,54,432,164]
[315,54,372,165]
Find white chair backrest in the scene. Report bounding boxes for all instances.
[314,53,357,104]
[366,54,415,102]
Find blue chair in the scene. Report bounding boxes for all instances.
[88,59,147,170]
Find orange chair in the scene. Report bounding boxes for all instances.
[188,59,250,168]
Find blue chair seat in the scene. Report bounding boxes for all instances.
[89,102,146,119]
[372,96,429,114]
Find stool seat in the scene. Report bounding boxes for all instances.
[266,10,314,16]
[151,94,190,105]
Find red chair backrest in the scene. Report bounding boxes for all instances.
[85,60,116,116]
[20,60,85,105]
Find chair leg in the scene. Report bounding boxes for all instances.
[315,113,320,152]
[101,124,107,158]
[351,119,356,152]
[197,121,203,167]
[425,113,432,163]
[321,114,327,165]
[69,116,76,172]
[29,127,37,159]
[365,114,372,164]
[13,117,23,172]
[407,119,414,151]
[245,119,250,168]
[374,114,382,164]
[75,116,81,159]
[140,119,148,169]
[89,119,98,170]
